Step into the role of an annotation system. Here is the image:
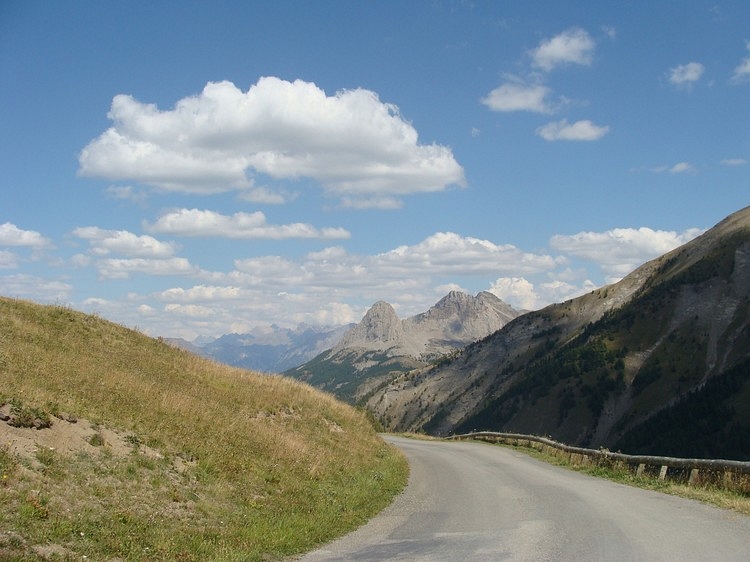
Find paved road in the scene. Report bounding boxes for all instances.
[297,435,750,561]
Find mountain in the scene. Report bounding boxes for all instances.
[366,206,750,460]
[286,291,521,402]
[193,323,353,373]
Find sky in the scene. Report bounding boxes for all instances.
[1,1,749,341]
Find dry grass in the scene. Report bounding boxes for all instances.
[0,297,408,561]
[500,441,750,516]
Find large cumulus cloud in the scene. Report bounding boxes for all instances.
[78,77,466,206]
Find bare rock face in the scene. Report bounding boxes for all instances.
[335,301,404,350]
[333,291,521,361]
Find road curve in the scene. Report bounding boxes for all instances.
[297,435,750,561]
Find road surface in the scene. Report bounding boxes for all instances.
[297,435,750,561]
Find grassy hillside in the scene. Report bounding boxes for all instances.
[0,297,407,561]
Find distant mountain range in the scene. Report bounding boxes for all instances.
[285,291,521,402]
[166,323,352,373]
[365,206,750,460]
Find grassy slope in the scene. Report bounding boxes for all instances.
[0,297,407,561]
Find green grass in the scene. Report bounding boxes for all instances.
[0,297,408,561]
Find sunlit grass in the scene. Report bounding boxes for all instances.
[500,441,750,516]
[0,297,408,560]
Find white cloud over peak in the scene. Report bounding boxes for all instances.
[550,226,703,281]
[668,62,705,86]
[531,28,595,71]
[78,77,465,206]
[145,208,350,240]
[481,82,552,113]
[536,119,609,141]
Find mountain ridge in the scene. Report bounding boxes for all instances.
[366,205,750,460]
[287,290,521,402]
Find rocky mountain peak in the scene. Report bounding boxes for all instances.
[334,301,403,350]
[332,291,521,359]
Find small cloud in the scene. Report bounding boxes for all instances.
[0,223,52,248]
[668,62,705,87]
[720,158,747,166]
[536,119,609,141]
[481,82,552,114]
[668,161,695,174]
[731,43,750,83]
[530,28,595,72]
[106,185,149,205]
[642,161,696,174]
[339,196,403,210]
[145,208,351,240]
[73,226,178,258]
[488,277,539,310]
[96,257,200,280]
[237,185,291,205]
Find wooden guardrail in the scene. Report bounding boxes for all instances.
[450,432,750,493]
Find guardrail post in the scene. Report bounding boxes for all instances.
[659,465,668,480]
[689,468,700,485]
[636,463,646,477]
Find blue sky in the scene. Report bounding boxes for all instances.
[2,1,748,340]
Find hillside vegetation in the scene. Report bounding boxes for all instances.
[0,297,407,561]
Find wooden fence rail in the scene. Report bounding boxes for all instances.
[449,431,750,493]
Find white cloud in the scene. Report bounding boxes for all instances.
[489,277,539,310]
[667,162,695,174]
[339,195,403,210]
[536,119,609,141]
[720,158,747,166]
[643,161,696,174]
[530,28,595,71]
[668,62,705,87]
[481,82,552,113]
[105,185,149,205]
[145,208,350,240]
[0,222,52,248]
[0,274,73,302]
[73,227,178,257]
[489,275,597,311]
[550,226,703,282]
[731,42,750,83]
[379,232,562,276]
[96,257,201,280]
[164,303,215,317]
[78,77,465,206]
[237,185,290,205]
[0,250,18,269]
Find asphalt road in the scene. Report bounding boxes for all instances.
[297,435,750,561]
